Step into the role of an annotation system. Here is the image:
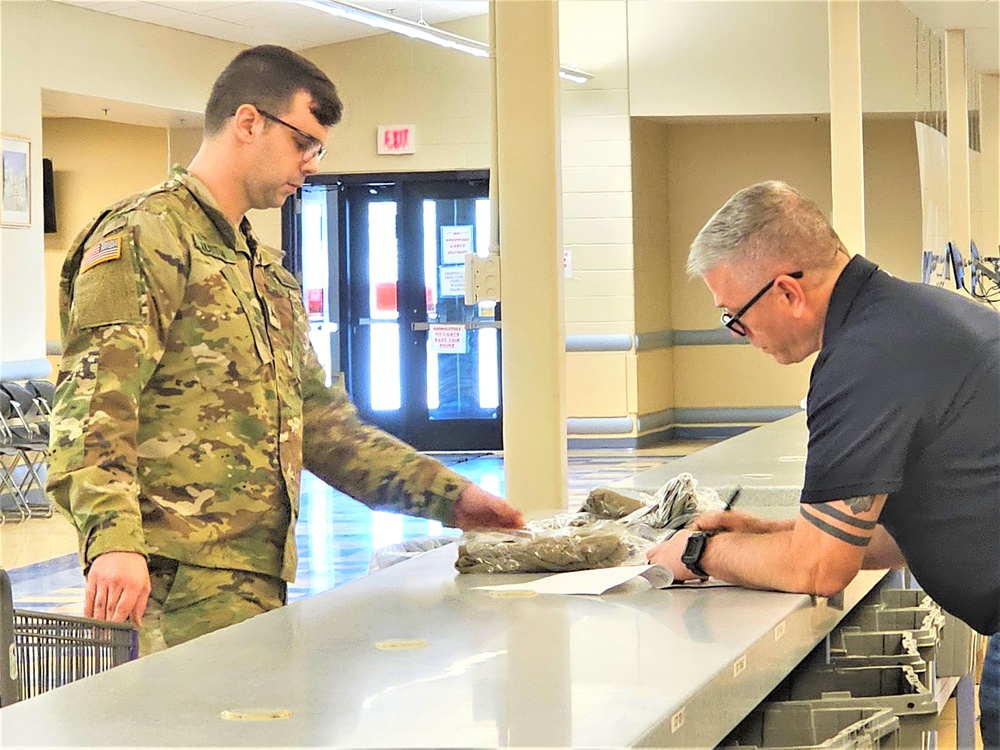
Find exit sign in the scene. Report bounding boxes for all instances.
[377,125,416,155]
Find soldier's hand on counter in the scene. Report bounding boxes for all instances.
[453,484,524,531]
[85,551,151,628]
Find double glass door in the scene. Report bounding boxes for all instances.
[294,172,502,451]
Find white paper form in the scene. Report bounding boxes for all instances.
[472,565,676,595]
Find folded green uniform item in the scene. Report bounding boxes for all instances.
[579,487,647,519]
[455,518,640,574]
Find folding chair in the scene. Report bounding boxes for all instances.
[26,379,55,417]
[0,389,30,523]
[0,382,52,518]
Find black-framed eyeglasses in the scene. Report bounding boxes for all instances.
[721,270,804,336]
[255,107,327,163]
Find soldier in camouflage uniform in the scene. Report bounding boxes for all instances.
[47,45,523,655]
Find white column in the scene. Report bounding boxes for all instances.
[493,0,568,512]
[827,0,866,255]
[981,74,1000,255]
[945,29,971,247]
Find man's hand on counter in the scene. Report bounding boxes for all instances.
[453,484,524,531]
[646,529,704,582]
[692,510,793,535]
[85,551,151,627]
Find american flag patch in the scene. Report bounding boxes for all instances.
[81,236,122,273]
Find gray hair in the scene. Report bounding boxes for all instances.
[687,181,844,281]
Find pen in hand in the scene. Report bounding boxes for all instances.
[724,487,741,510]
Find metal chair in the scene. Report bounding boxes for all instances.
[0,389,30,523]
[26,379,55,417]
[0,382,52,518]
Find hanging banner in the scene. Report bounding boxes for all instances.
[441,225,474,264]
[428,324,468,354]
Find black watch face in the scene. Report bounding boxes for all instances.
[684,533,704,560]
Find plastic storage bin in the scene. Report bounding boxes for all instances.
[723,702,900,750]
[778,665,935,715]
[775,664,938,749]
[840,605,943,663]
[830,628,931,688]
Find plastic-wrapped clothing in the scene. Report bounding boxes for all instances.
[579,488,646,519]
[368,535,458,573]
[455,472,730,575]
[455,517,638,574]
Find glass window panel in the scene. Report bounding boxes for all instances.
[475,199,491,258]
[369,323,401,411]
[426,343,440,410]
[478,328,499,409]
[423,200,438,320]
[368,201,399,321]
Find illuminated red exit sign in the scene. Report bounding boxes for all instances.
[377,125,416,155]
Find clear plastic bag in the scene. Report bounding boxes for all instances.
[369,535,458,573]
[455,472,732,575]
[454,518,650,574]
[619,472,726,531]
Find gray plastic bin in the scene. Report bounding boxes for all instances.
[878,589,935,611]
[841,605,942,663]
[830,628,931,688]
[775,664,938,750]
[776,665,936,718]
[935,611,980,678]
[723,702,900,750]
[872,587,976,677]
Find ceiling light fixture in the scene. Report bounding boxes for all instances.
[293,0,594,83]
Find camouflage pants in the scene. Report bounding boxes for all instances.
[140,556,286,656]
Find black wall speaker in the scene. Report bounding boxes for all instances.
[42,158,57,234]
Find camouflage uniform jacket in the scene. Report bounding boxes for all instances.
[48,166,470,582]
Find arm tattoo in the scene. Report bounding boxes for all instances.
[800,506,871,547]
[809,502,878,530]
[844,495,876,513]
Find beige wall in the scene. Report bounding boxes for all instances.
[662,118,832,410]
[665,119,833,331]
[559,1,639,428]
[628,1,830,118]
[42,118,169,373]
[631,118,673,421]
[303,16,491,174]
[628,0,927,118]
[862,117,923,282]
[0,0,244,376]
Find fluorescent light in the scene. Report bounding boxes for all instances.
[293,0,593,83]
[559,67,592,84]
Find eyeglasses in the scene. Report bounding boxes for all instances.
[255,107,327,163]
[721,270,804,336]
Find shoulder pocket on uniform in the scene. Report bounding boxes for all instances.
[73,226,142,330]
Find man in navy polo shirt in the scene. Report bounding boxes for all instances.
[647,181,999,747]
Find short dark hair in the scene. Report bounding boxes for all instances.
[204,45,343,135]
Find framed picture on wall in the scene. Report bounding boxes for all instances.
[1,134,31,227]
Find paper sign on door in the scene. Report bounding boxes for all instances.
[429,324,468,354]
[439,266,466,297]
[441,225,474,264]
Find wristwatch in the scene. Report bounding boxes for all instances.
[681,531,714,579]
